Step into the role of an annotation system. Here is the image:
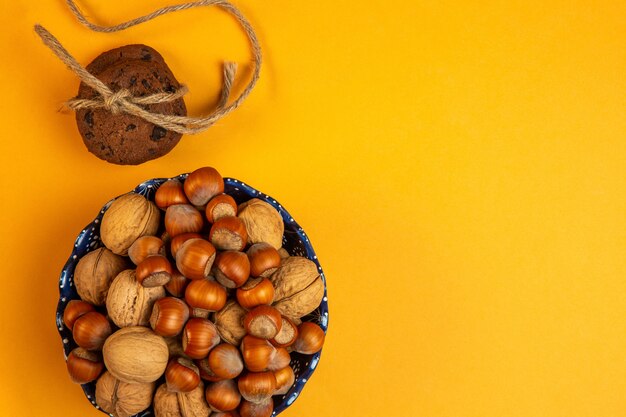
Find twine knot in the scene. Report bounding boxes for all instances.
[34,0,262,135]
[103,89,131,114]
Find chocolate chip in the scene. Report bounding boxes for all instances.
[84,111,94,128]
[129,76,137,86]
[84,132,94,140]
[141,79,151,89]
[141,52,152,61]
[126,124,136,131]
[150,126,167,142]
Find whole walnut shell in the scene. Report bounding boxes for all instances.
[270,256,324,319]
[237,199,284,249]
[106,270,165,328]
[213,301,247,345]
[96,371,155,417]
[74,247,127,306]
[101,193,161,255]
[103,326,168,384]
[154,381,210,417]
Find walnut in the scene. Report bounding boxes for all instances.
[102,326,168,384]
[74,247,127,306]
[101,193,160,255]
[277,247,290,259]
[163,336,189,359]
[213,301,247,345]
[106,269,165,328]
[153,382,210,417]
[270,256,324,319]
[237,198,284,249]
[95,371,155,417]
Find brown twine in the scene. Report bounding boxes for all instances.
[34,0,262,135]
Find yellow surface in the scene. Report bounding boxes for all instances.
[0,1,625,416]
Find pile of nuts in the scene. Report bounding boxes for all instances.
[63,167,326,417]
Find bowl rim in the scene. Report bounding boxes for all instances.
[56,173,329,417]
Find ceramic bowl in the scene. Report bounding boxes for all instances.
[56,173,329,416]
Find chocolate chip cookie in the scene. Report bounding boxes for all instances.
[76,45,187,165]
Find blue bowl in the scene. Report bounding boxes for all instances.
[56,174,329,416]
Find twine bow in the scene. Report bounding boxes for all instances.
[34,0,262,135]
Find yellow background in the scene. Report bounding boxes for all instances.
[0,0,625,416]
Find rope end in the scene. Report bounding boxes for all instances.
[218,62,238,109]
[33,24,47,38]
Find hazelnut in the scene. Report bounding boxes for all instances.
[170,232,202,258]
[165,357,201,393]
[136,255,173,287]
[128,236,166,265]
[212,250,250,288]
[237,199,284,249]
[270,316,299,348]
[175,238,216,280]
[106,270,165,328]
[155,179,189,210]
[66,347,103,384]
[96,371,155,417]
[205,194,237,223]
[237,371,276,403]
[205,379,241,412]
[240,335,276,372]
[165,268,190,297]
[101,193,160,255]
[62,300,95,331]
[184,167,224,206]
[207,343,244,379]
[239,398,273,417]
[236,277,275,309]
[150,297,190,337]
[185,278,228,318]
[181,318,220,359]
[72,311,112,350]
[212,412,241,417]
[209,216,247,251]
[293,322,325,354]
[103,326,169,384]
[165,204,204,237]
[273,365,295,395]
[267,347,291,372]
[247,243,281,278]
[243,305,282,340]
[74,247,127,306]
[194,357,223,382]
